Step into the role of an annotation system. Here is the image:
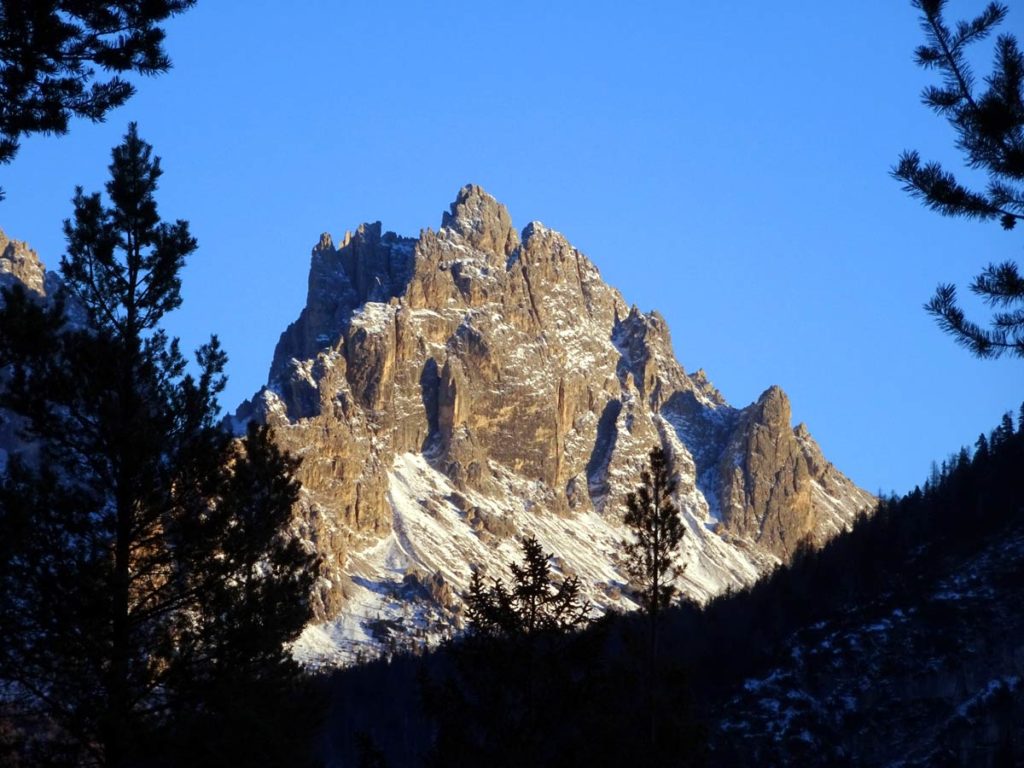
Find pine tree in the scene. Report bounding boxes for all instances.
[428,538,596,767]
[622,445,687,763]
[623,446,686,626]
[998,411,1015,444]
[975,432,991,463]
[0,2,196,183]
[892,0,1023,358]
[0,124,316,766]
[957,446,971,470]
[465,536,591,638]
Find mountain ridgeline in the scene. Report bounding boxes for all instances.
[0,188,872,662]
[232,185,873,660]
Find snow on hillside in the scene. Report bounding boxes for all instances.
[292,451,770,667]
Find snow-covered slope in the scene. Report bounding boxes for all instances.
[292,451,772,667]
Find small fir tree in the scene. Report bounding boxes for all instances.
[426,539,596,767]
[465,536,590,638]
[622,445,687,762]
[976,432,991,462]
[997,411,1015,445]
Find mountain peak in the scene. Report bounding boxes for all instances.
[754,384,791,426]
[236,189,874,665]
[440,184,519,258]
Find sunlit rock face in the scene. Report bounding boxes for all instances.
[236,185,874,664]
[0,229,46,297]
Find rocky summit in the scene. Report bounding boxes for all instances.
[0,194,874,666]
[232,185,874,665]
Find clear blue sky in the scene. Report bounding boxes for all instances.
[1,1,1019,495]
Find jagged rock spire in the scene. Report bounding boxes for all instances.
[440,184,519,259]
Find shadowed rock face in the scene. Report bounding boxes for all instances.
[237,185,875,630]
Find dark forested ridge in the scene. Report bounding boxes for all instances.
[325,407,1024,767]
[698,406,1024,765]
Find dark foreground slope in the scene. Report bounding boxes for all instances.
[710,521,1024,766]
[322,410,1024,768]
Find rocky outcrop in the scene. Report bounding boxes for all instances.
[735,387,873,556]
[235,185,874,661]
[266,224,416,398]
[0,229,46,297]
[716,386,817,557]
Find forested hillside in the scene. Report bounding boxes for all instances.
[325,406,1024,767]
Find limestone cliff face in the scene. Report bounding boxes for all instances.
[237,185,874,652]
[715,387,820,557]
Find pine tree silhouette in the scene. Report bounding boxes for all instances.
[465,535,590,637]
[893,0,1023,358]
[0,1,196,189]
[624,445,686,635]
[622,445,687,763]
[0,124,317,766]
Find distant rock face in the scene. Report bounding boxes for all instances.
[0,231,50,473]
[237,185,875,663]
[711,385,856,557]
[0,229,46,297]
